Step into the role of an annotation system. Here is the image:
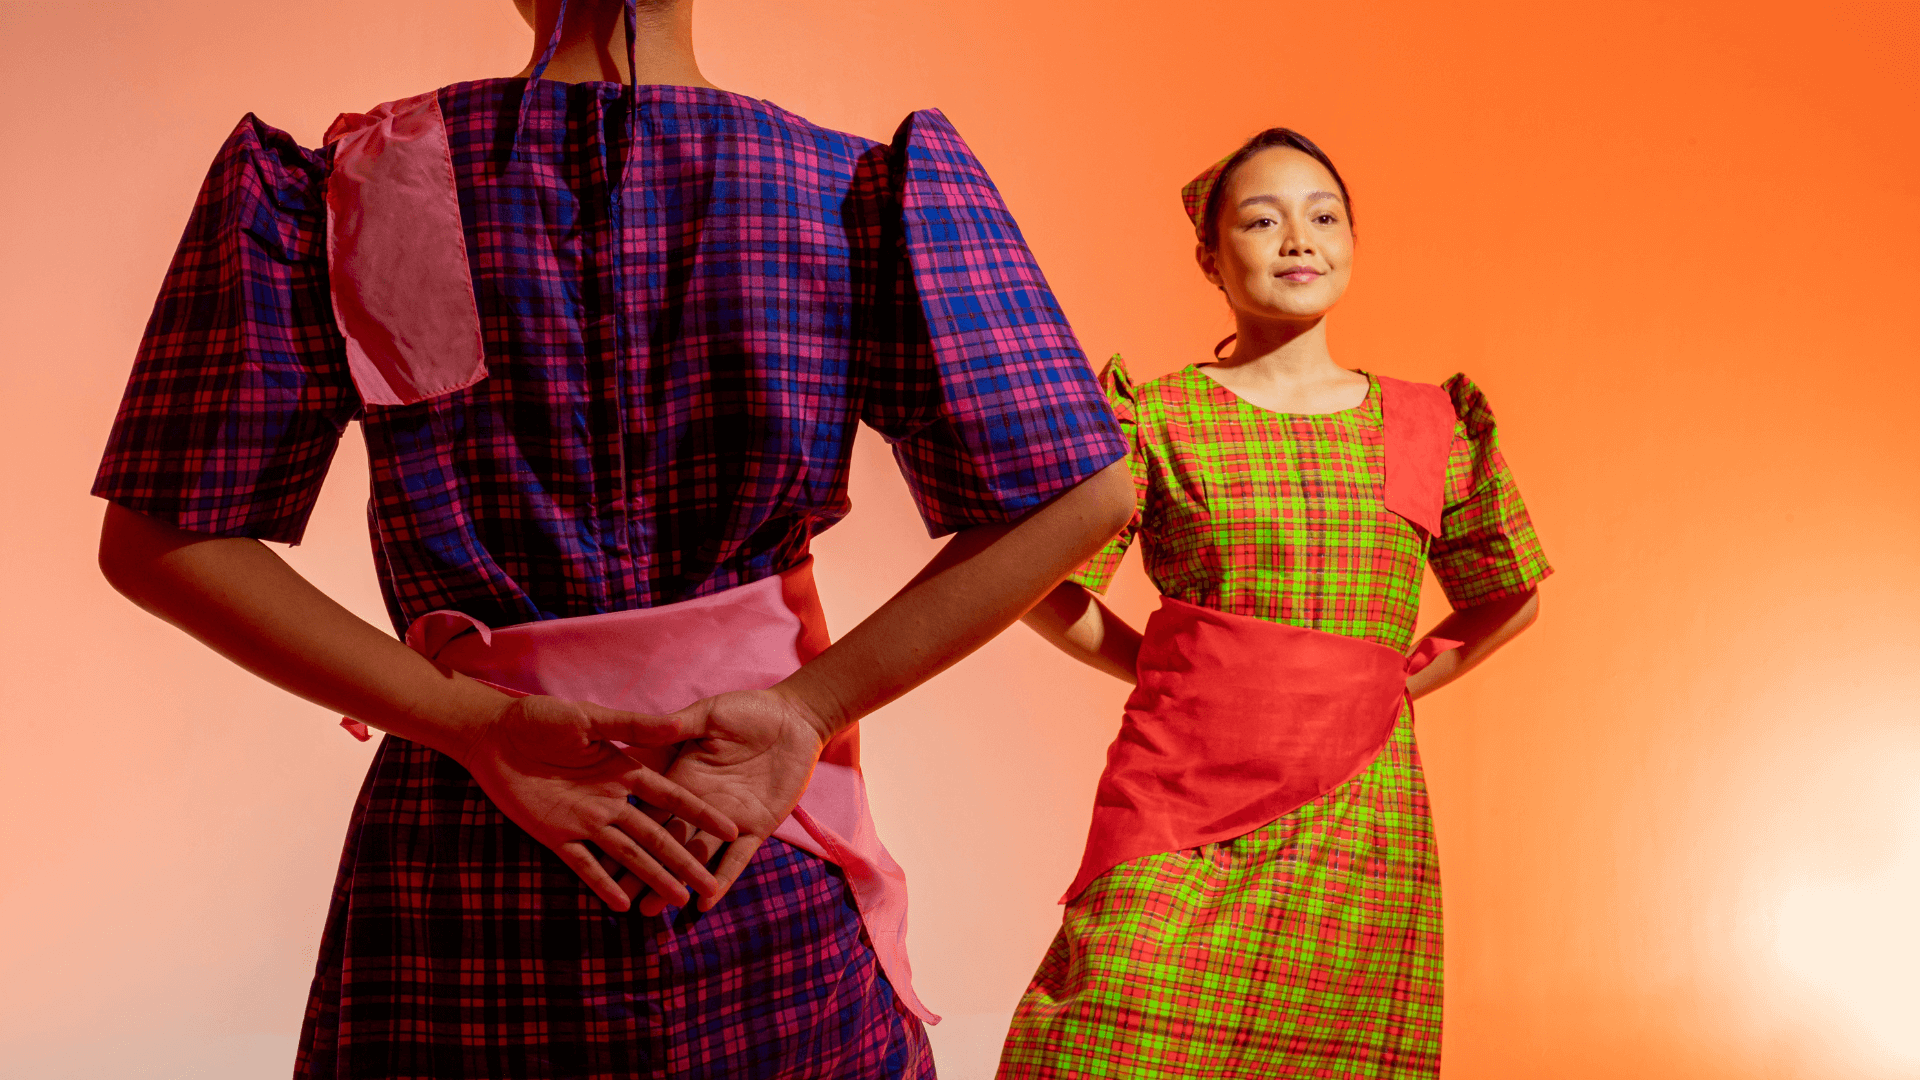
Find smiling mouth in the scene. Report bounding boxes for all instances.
[1277,267,1323,282]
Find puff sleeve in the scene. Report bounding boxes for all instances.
[92,115,358,544]
[858,109,1124,537]
[1066,355,1144,593]
[1429,374,1553,606]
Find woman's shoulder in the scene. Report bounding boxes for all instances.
[180,113,331,262]
[1092,356,1218,420]
[1370,370,1504,435]
[1438,372,1503,439]
[205,111,331,191]
[1132,363,1216,406]
[429,79,885,158]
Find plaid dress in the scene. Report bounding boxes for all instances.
[93,81,1123,1079]
[998,358,1550,1079]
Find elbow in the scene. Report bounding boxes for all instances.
[1512,589,1541,634]
[97,506,145,601]
[98,502,188,606]
[1084,461,1136,539]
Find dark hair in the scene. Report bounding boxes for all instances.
[1199,128,1353,249]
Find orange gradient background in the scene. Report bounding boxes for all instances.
[3,2,1916,1078]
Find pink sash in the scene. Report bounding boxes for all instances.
[1063,375,1461,902]
[342,561,936,1024]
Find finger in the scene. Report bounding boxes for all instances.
[637,835,727,916]
[615,816,687,908]
[556,840,632,912]
[595,824,693,908]
[624,795,674,825]
[625,767,741,841]
[677,829,729,901]
[587,703,706,747]
[620,870,651,907]
[699,834,763,912]
[636,819,696,916]
[614,806,721,896]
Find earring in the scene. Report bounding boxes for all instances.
[1213,334,1237,361]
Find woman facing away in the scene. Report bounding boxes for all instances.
[997,130,1553,1078]
[92,1,1133,1077]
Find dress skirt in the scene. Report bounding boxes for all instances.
[296,735,932,1080]
[998,705,1443,1079]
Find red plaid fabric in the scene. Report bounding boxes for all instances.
[93,80,1123,1078]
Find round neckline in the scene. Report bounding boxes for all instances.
[1186,364,1377,419]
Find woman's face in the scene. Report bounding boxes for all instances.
[1198,147,1354,326]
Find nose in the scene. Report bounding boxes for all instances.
[1280,214,1315,257]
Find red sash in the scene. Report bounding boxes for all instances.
[1062,375,1459,902]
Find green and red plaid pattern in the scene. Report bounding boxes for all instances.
[1071,358,1550,652]
[1000,708,1442,1079]
[1006,357,1548,1077]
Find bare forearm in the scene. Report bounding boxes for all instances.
[1021,581,1142,683]
[1405,589,1540,701]
[97,503,505,758]
[775,461,1134,734]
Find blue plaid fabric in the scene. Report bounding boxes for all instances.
[298,738,933,1080]
[93,80,1123,1079]
[94,80,1123,633]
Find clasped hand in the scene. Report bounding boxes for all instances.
[455,687,830,913]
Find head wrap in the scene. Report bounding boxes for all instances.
[1181,154,1234,236]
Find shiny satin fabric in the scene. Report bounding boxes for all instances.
[342,560,936,1024]
[323,91,488,406]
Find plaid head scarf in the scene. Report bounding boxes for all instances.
[1180,155,1233,236]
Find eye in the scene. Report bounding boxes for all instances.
[1313,213,1339,225]
[1244,216,1277,230]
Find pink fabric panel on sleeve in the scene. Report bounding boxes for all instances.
[1376,375,1455,537]
[324,92,486,406]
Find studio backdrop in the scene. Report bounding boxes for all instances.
[1,2,1914,1078]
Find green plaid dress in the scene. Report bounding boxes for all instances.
[998,358,1551,1079]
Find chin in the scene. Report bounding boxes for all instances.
[1248,297,1338,322]
[1238,282,1339,317]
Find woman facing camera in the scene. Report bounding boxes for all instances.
[998,129,1552,1078]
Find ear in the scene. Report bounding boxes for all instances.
[1195,241,1223,288]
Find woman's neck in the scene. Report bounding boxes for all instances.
[514,0,717,89]
[1201,316,1369,415]
[1218,316,1337,378]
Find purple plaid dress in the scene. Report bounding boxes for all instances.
[93,78,1123,1080]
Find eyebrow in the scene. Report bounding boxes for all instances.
[1236,191,1343,209]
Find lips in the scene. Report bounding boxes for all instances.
[1277,266,1324,282]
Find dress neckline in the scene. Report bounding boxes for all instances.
[1186,365,1378,420]
[447,77,780,111]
